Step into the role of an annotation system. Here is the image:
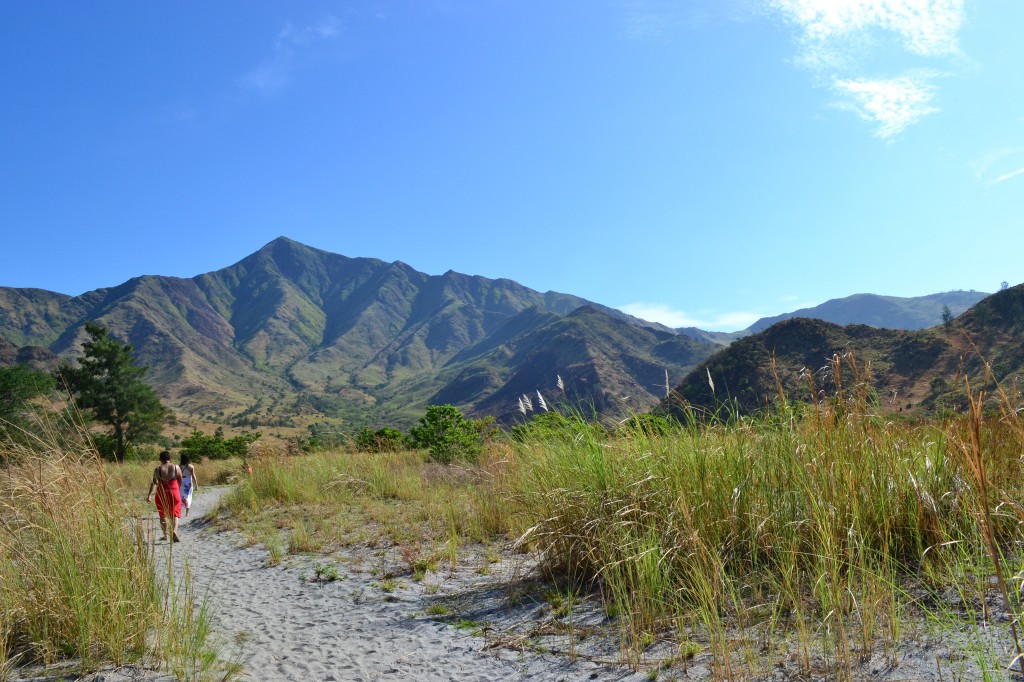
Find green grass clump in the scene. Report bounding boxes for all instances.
[220,447,515,554]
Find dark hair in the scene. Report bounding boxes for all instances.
[159,450,171,463]
[180,453,191,466]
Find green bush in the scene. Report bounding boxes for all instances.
[180,429,261,461]
[617,413,674,437]
[409,405,483,464]
[90,434,154,462]
[0,365,56,453]
[354,427,410,453]
[302,422,349,451]
[509,410,603,443]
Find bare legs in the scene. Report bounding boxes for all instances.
[158,514,181,542]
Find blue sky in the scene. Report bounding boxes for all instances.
[1,1,1021,331]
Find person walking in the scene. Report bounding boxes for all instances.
[180,453,197,517]
[147,450,183,542]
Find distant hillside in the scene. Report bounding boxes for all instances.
[0,237,711,429]
[0,337,16,365]
[665,285,1024,419]
[675,327,745,347]
[0,335,58,370]
[440,306,717,421]
[747,291,988,333]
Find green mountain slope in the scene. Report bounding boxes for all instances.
[0,238,685,428]
[0,287,103,347]
[1,237,1007,431]
[435,306,718,422]
[666,284,1024,419]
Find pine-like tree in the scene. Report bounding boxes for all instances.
[60,321,168,461]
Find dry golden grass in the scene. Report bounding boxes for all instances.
[0,416,232,680]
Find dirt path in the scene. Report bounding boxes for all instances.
[154,486,648,682]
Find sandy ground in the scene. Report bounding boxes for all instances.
[154,486,656,682]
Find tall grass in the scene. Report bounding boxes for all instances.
[0,416,225,679]
[210,363,1024,677]
[220,447,514,554]
[502,390,1024,677]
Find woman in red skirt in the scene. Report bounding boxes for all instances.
[147,450,183,542]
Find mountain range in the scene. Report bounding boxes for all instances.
[0,237,997,431]
[665,283,1024,419]
[745,290,986,333]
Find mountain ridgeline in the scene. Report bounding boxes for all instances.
[0,237,1006,430]
[664,283,1024,420]
[0,238,719,428]
[744,291,986,333]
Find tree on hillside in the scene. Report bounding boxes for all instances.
[409,404,482,463]
[941,305,954,327]
[59,321,169,462]
[180,429,261,461]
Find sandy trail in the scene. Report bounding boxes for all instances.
[154,486,648,682]
[14,487,1011,681]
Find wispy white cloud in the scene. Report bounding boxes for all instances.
[972,148,1024,186]
[991,167,1024,185]
[833,75,937,139]
[242,17,340,96]
[770,0,966,138]
[773,0,963,57]
[619,303,761,331]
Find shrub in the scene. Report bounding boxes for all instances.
[509,410,602,443]
[0,365,55,451]
[617,413,674,437]
[409,405,483,464]
[354,427,411,453]
[302,422,349,452]
[180,429,261,461]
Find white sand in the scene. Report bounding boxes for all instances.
[158,487,651,681]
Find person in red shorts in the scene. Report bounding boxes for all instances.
[147,450,183,542]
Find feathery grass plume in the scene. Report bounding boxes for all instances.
[557,374,564,391]
[706,367,715,395]
[536,391,548,412]
[517,397,526,415]
[522,394,533,412]
[664,368,670,399]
